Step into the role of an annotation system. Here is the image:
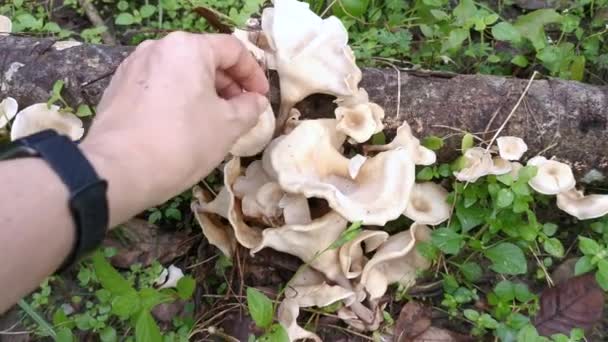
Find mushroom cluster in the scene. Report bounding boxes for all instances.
[193,1,448,339]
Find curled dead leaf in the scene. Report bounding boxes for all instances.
[533,273,605,336]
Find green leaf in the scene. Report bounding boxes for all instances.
[460,262,482,282]
[416,167,435,181]
[140,4,157,18]
[517,324,541,341]
[570,55,585,81]
[100,326,117,342]
[542,223,558,237]
[43,22,61,33]
[578,236,602,255]
[595,259,608,291]
[139,288,173,311]
[371,132,386,145]
[478,313,499,329]
[574,255,595,275]
[115,13,135,26]
[491,22,522,43]
[463,309,479,321]
[430,9,449,20]
[422,135,444,150]
[513,283,535,302]
[511,55,529,67]
[18,300,56,338]
[442,28,469,52]
[55,327,73,342]
[494,280,515,301]
[91,251,135,296]
[461,133,474,152]
[329,221,362,249]
[453,0,476,25]
[485,243,527,275]
[513,9,562,50]
[543,237,564,258]
[258,323,289,342]
[135,310,163,342]
[111,292,140,319]
[496,189,514,208]
[117,1,129,11]
[176,276,196,300]
[517,166,538,182]
[76,104,93,117]
[431,228,464,255]
[247,287,274,329]
[455,203,487,232]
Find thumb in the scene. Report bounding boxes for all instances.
[226,92,269,131]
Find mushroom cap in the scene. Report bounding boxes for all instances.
[497,136,528,161]
[557,188,608,220]
[232,28,268,64]
[192,186,236,257]
[454,147,494,182]
[360,223,432,299]
[404,182,451,225]
[230,104,276,157]
[348,154,367,179]
[338,230,389,279]
[269,119,416,225]
[279,193,312,225]
[0,15,11,35]
[509,161,524,180]
[155,265,185,290]
[366,121,435,165]
[527,156,575,195]
[261,0,361,107]
[251,211,348,282]
[335,103,385,143]
[489,156,513,175]
[0,97,18,128]
[10,103,84,141]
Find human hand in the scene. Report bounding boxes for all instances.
[81,32,269,225]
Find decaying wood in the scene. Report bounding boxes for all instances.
[2,35,608,179]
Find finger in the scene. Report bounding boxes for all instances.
[216,71,244,99]
[224,92,269,132]
[204,34,270,94]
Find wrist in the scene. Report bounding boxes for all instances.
[80,135,156,227]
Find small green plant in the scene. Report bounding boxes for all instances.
[246,288,289,342]
[574,236,608,290]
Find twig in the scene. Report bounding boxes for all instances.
[485,71,538,152]
[78,0,118,45]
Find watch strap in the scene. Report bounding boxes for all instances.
[2,130,109,271]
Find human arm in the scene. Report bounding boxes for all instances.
[0,32,269,313]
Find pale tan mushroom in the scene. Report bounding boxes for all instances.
[251,211,347,282]
[335,103,385,143]
[232,28,268,64]
[0,97,17,128]
[527,156,575,195]
[0,15,11,36]
[154,265,185,290]
[230,104,275,157]
[339,230,388,279]
[279,194,312,225]
[508,161,524,180]
[454,147,494,182]
[365,121,436,165]
[360,224,432,299]
[497,136,528,161]
[557,188,608,220]
[269,119,416,225]
[261,0,361,124]
[404,182,451,225]
[489,156,513,175]
[348,154,367,179]
[10,103,84,141]
[191,186,236,257]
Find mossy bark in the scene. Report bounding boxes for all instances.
[2,36,608,179]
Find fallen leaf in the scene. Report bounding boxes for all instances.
[394,301,432,342]
[103,219,195,269]
[533,273,605,336]
[151,300,186,323]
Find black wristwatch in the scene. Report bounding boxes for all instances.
[0,129,109,272]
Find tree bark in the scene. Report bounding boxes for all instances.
[1,35,608,179]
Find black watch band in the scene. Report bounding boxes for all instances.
[0,129,109,272]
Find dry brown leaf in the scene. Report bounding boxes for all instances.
[103,219,194,269]
[394,301,432,342]
[533,273,605,336]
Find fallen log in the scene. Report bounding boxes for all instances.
[1,35,608,180]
